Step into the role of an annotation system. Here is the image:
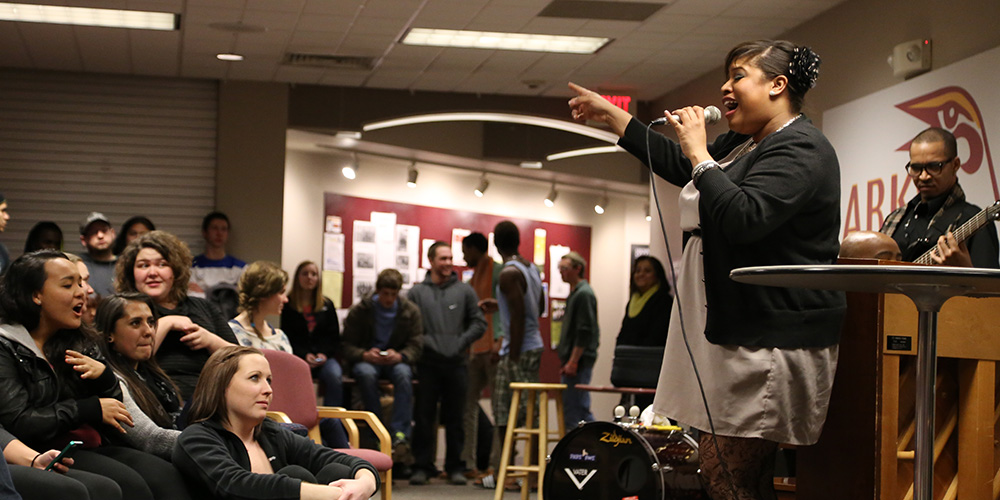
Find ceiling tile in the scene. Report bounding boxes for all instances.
[0,26,33,67]
[663,0,741,16]
[245,0,306,13]
[303,0,364,15]
[130,30,180,75]
[294,15,354,33]
[16,23,83,71]
[317,72,368,87]
[241,10,301,30]
[519,16,588,34]
[76,26,132,73]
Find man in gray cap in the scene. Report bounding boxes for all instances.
[79,211,117,297]
[0,193,9,273]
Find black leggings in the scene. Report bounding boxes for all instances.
[278,463,355,484]
[95,446,191,500]
[9,464,122,500]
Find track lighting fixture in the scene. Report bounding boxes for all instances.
[544,184,558,207]
[474,174,489,197]
[342,154,359,180]
[594,194,609,215]
[645,203,651,221]
[406,163,418,188]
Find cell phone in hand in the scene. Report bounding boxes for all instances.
[44,440,82,471]
[379,351,389,356]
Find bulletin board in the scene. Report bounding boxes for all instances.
[323,193,592,383]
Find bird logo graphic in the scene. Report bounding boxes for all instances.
[895,86,998,199]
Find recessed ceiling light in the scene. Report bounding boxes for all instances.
[216,53,244,62]
[401,28,609,54]
[0,2,178,30]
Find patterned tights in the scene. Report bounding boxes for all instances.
[698,433,778,500]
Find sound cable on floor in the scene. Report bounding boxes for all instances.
[645,122,737,499]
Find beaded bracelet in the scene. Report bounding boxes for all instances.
[692,160,719,185]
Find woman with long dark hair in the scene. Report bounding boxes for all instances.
[96,293,182,459]
[571,40,845,499]
[0,250,190,500]
[111,216,155,256]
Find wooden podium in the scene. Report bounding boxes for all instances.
[796,258,1000,500]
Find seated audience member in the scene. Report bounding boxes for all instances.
[341,269,423,451]
[3,423,122,500]
[0,193,11,274]
[229,262,293,353]
[115,231,237,401]
[112,216,156,256]
[613,256,672,409]
[23,221,63,253]
[172,345,379,500]
[190,212,245,319]
[282,261,343,408]
[64,253,98,326]
[282,261,347,448]
[78,212,117,298]
[96,293,182,459]
[839,231,904,261]
[0,250,188,500]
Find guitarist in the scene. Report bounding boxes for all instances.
[880,127,999,268]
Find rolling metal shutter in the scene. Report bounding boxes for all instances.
[0,69,217,259]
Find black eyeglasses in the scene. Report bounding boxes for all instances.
[905,158,955,177]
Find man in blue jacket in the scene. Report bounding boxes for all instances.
[406,241,486,485]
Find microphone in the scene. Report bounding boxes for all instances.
[651,105,722,126]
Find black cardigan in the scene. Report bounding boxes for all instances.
[614,287,672,348]
[280,297,341,360]
[173,418,379,500]
[618,116,846,348]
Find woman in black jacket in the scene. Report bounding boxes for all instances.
[282,262,342,406]
[612,256,672,409]
[173,345,378,500]
[570,40,845,499]
[0,250,189,500]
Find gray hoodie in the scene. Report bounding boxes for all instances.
[407,272,486,363]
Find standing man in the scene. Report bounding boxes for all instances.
[407,241,486,486]
[191,211,246,318]
[880,127,1000,267]
[341,268,423,467]
[460,232,503,481]
[0,193,9,273]
[483,221,544,488]
[78,211,117,297]
[557,251,598,428]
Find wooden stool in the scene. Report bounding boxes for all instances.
[494,382,567,500]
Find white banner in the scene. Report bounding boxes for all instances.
[824,45,1000,239]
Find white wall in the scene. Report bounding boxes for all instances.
[283,148,649,420]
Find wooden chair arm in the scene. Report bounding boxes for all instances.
[317,407,392,456]
[266,411,293,424]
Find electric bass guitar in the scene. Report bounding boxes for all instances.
[912,200,1000,265]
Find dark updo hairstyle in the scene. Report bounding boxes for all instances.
[24,221,64,253]
[724,40,821,113]
[96,292,181,427]
[112,216,156,256]
[630,256,670,295]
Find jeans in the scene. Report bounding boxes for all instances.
[315,358,343,406]
[560,362,595,430]
[352,361,413,439]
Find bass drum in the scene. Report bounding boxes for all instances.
[544,421,707,500]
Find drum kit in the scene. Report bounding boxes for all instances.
[544,406,707,500]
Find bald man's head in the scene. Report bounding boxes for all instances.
[840,231,903,261]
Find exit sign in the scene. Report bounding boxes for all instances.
[601,94,632,113]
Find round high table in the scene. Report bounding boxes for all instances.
[730,264,1000,500]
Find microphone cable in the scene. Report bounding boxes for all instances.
[645,121,737,499]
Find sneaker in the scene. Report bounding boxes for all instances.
[409,468,428,486]
[448,471,468,485]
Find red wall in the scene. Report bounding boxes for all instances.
[325,193,592,383]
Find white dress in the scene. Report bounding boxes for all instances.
[651,157,839,446]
